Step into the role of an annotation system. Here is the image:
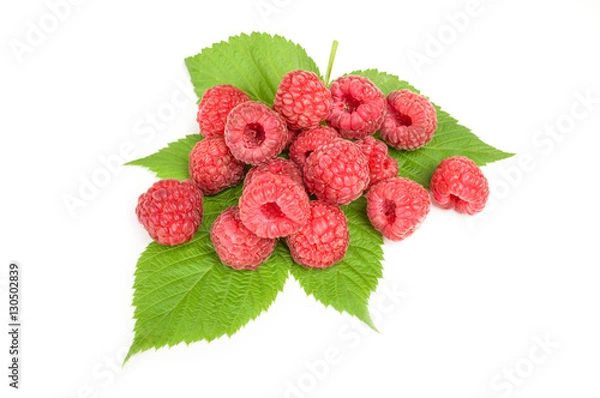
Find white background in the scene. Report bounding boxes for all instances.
[1,0,599,397]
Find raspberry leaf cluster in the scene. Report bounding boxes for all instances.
[124,32,513,362]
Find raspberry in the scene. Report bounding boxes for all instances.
[326,75,386,140]
[287,201,349,268]
[380,90,437,150]
[366,177,430,241]
[189,137,245,195]
[355,136,399,187]
[239,173,310,238]
[303,139,370,206]
[430,156,489,215]
[136,179,203,246]
[211,206,276,270]
[197,85,250,138]
[284,128,299,150]
[273,70,332,130]
[288,126,340,168]
[243,157,304,189]
[225,101,289,165]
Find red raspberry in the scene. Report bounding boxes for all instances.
[366,177,430,241]
[303,139,370,206]
[355,136,399,187]
[326,75,386,140]
[225,101,288,165]
[136,179,203,246]
[288,126,340,168]
[197,85,250,138]
[287,201,349,269]
[380,90,437,150]
[283,128,299,150]
[244,157,304,189]
[239,173,310,238]
[430,156,489,215]
[273,70,332,130]
[189,137,245,195]
[211,206,276,270]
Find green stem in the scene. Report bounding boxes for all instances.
[325,40,339,86]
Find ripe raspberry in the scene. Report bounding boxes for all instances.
[380,90,437,150]
[225,101,288,165]
[197,85,250,138]
[189,137,245,195]
[211,206,276,270]
[355,136,399,187]
[288,126,340,168]
[287,201,349,269]
[284,128,299,150]
[326,75,386,140]
[303,139,370,206]
[367,177,430,241]
[239,173,310,238]
[136,179,203,246]
[244,157,303,189]
[273,70,332,130]
[430,156,489,215]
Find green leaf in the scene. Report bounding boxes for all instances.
[125,185,293,363]
[125,135,201,180]
[126,39,517,361]
[350,69,515,188]
[290,197,384,330]
[185,32,321,106]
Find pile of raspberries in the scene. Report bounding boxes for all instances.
[136,71,489,270]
